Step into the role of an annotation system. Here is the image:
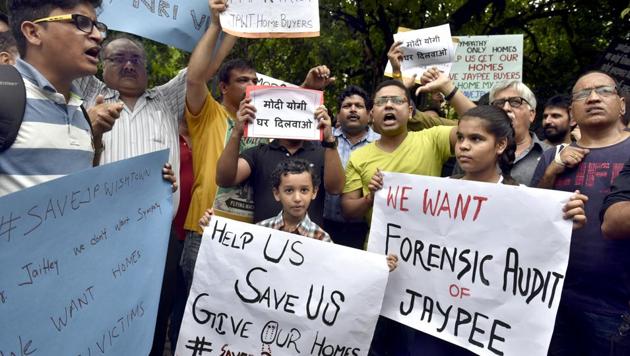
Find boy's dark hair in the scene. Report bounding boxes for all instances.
[0,12,9,28]
[218,58,255,84]
[460,105,518,186]
[544,94,570,110]
[0,31,17,53]
[338,85,371,110]
[9,0,103,57]
[100,33,146,61]
[271,159,320,190]
[373,79,412,105]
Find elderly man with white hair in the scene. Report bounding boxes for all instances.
[419,69,550,185]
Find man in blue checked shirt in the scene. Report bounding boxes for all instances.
[323,85,380,249]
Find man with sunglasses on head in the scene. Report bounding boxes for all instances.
[531,71,630,355]
[0,0,108,196]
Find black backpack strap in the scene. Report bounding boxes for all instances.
[0,64,26,152]
[80,104,94,137]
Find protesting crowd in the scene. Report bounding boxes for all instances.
[1,0,630,355]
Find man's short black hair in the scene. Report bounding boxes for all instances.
[338,85,371,110]
[218,58,255,84]
[373,79,412,105]
[544,94,571,111]
[9,0,103,57]
[0,12,9,28]
[0,31,17,53]
[271,159,320,190]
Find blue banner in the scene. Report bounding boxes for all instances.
[98,0,211,52]
[0,150,172,356]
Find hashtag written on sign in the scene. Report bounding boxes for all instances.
[185,336,213,356]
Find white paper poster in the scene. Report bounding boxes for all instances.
[176,216,389,356]
[368,173,572,356]
[245,86,323,141]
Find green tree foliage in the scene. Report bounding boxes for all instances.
[2,0,629,112]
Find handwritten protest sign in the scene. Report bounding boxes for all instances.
[98,0,210,52]
[245,86,324,140]
[368,173,572,356]
[0,150,173,355]
[257,73,299,88]
[175,216,388,356]
[450,35,524,101]
[384,24,455,79]
[220,0,320,38]
[598,40,630,95]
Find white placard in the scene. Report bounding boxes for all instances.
[220,0,320,38]
[385,24,455,79]
[368,173,572,356]
[245,86,323,141]
[450,35,524,101]
[176,216,389,356]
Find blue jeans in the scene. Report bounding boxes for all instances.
[179,230,202,294]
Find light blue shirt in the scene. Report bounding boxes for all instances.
[324,126,380,222]
[0,59,93,196]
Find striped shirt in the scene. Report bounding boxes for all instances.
[0,59,93,197]
[257,211,332,242]
[76,69,187,210]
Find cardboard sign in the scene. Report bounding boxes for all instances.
[368,173,572,356]
[450,35,524,101]
[245,86,324,141]
[220,0,320,38]
[0,150,172,355]
[175,216,389,356]
[98,0,211,52]
[384,24,455,79]
[598,40,630,95]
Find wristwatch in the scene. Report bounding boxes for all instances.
[321,137,338,149]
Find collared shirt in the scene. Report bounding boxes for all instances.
[324,127,379,222]
[512,132,550,186]
[76,69,187,209]
[257,211,332,242]
[0,59,93,197]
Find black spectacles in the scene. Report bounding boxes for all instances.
[33,14,107,37]
[491,96,530,109]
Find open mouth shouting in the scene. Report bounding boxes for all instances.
[85,46,100,65]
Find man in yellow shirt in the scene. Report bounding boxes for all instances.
[341,80,457,224]
[341,79,461,356]
[180,0,248,291]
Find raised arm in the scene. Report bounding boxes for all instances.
[216,98,253,187]
[316,106,344,194]
[186,0,237,115]
[387,41,417,88]
[418,67,475,116]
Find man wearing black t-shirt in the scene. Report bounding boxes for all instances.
[532,71,630,355]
